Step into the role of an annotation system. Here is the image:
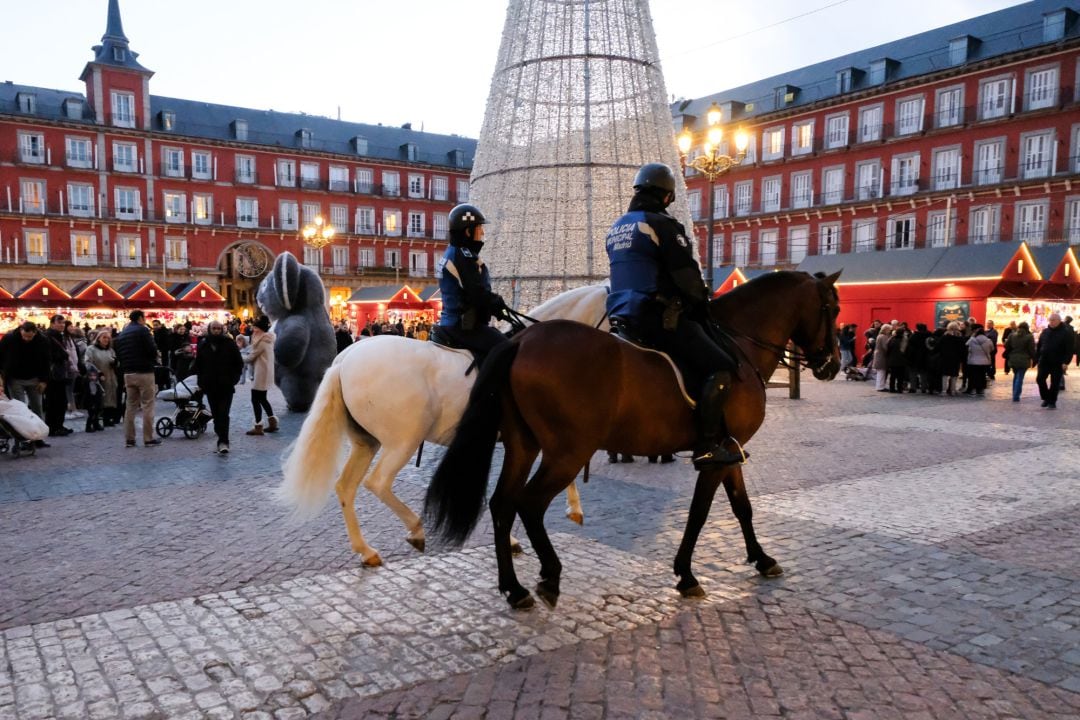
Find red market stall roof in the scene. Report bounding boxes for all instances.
[711,267,749,296]
[16,278,72,304]
[117,280,174,305]
[0,286,12,301]
[1030,245,1080,299]
[169,281,226,305]
[347,284,429,309]
[69,279,126,305]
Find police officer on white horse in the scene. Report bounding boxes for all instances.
[605,163,744,468]
[432,204,511,362]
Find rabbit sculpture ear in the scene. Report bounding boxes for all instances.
[273,252,303,311]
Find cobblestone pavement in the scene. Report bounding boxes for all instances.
[1,372,1078,718]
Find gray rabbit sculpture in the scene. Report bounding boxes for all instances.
[256,251,336,412]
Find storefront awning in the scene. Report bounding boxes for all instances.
[169,281,225,305]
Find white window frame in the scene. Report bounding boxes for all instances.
[356,207,375,235]
[432,176,449,201]
[117,234,142,267]
[409,250,429,277]
[456,178,470,202]
[279,200,298,230]
[732,233,750,266]
[1073,124,1080,174]
[384,248,401,269]
[979,76,1013,120]
[890,153,920,196]
[1025,65,1058,111]
[65,136,92,168]
[853,220,877,252]
[329,166,349,192]
[788,226,809,264]
[822,166,844,205]
[235,155,255,184]
[358,247,376,268]
[19,179,45,214]
[932,147,961,191]
[935,85,964,128]
[895,96,925,136]
[968,205,1000,244]
[300,162,320,189]
[888,215,916,250]
[819,223,840,255]
[408,211,426,238]
[1020,130,1054,180]
[163,191,187,223]
[330,204,348,233]
[1066,197,1080,244]
[790,171,812,209]
[434,212,448,240]
[926,209,956,248]
[236,197,258,228]
[162,147,184,178]
[165,237,188,269]
[191,151,212,180]
[974,139,1004,185]
[193,194,213,225]
[858,104,883,143]
[762,176,781,213]
[688,190,702,221]
[114,187,141,220]
[302,202,321,225]
[111,91,135,128]
[713,185,729,219]
[383,171,401,197]
[762,127,785,161]
[71,232,97,266]
[67,183,95,217]
[276,159,296,187]
[332,246,349,274]
[758,229,778,266]
[824,113,849,150]
[408,174,425,198]
[855,160,881,200]
[383,209,402,236]
[24,229,49,264]
[113,142,137,173]
[791,120,814,156]
[302,246,322,269]
[355,168,374,194]
[734,181,753,217]
[1015,200,1048,245]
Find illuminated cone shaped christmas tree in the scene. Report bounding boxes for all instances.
[471,0,693,308]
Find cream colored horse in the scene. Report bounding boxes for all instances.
[279,284,609,566]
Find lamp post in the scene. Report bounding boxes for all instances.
[301,215,335,250]
[677,102,748,293]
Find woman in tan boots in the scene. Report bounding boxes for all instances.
[245,315,279,435]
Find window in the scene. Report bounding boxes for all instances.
[279,201,298,230]
[383,171,401,196]
[1074,125,1080,173]
[19,132,46,165]
[1025,67,1058,111]
[192,151,212,180]
[932,148,961,190]
[113,142,137,173]
[358,247,376,268]
[352,136,368,155]
[836,69,854,94]
[788,227,809,263]
[734,181,753,216]
[65,136,92,168]
[17,92,37,114]
[356,168,374,194]
[300,162,319,189]
[688,190,702,220]
[67,183,94,217]
[408,211,426,238]
[161,110,175,131]
[733,233,750,266]
[303,246,322,269]
[163,192,186,223]
[384,248,401,268]
[235,155,255,183]
[855,161,881,200]
[822,167,844,205]
[332,246,349,274]
[949,38,971,66]
[895,97,924,136]
[298,129,313,149]
[20,180,45,214]
[819,224,840,255]
[193,194,212,225]
[71,232,97,266]
[111,91,135,128]
[402,143,419,161]
[409,250,429,277]
[888,217,915,250]
[115,188,141,220]
[1066,198,1080,243]
[162,148,184,177]
[825,114,849,149]
[858,105,883,142]
[456,179,470,202]
[1045,10,1068,42]
[1015,201,1048,245]
[232,119,248,141]
[762,177,781,212]
[974,140,1004,185]
[434,213,448,240]
[166,237,188,269]
[790,172,812,209]
[276,160,296,187]
[713,185,729,219]
[302,202,320,224]
[236,198,258,228]
[869,59,890,86]
[432,176,448,201]
[891,154,920,196]
[1021,130,1054,179]
[383,209,401,236]
[853,220,876,252]
[329,166,349,192]
[330,205,348,233]
[24,230,48,264]
[117,235,141,267]
[356,207,375,234]
[935,86,964,128]
[710,233,724,267]
[969,205,1000,244]
[979,77,1012,120]
[762,128,784,161]
[792,121,814,156]
[927,210,956,248]
[758,230,778,266]
[408,174,425,198]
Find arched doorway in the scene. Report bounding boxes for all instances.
[216,241,274,317]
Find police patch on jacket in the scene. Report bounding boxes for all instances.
[460,248,474,258]
[676,234,688,247]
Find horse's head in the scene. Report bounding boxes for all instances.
[791,271,842,381]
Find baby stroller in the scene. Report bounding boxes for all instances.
[844,366,872,382]
[0,395,48,458]
[0,417,36,458]
[154,368,212,439]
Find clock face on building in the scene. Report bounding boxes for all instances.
[233,242,272,278]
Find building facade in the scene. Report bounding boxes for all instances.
[0,0,475,321]
[676,1,1080,273]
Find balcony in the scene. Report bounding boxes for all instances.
[329,180,350,192]
[235,172,257,184]
[300,177,323,191]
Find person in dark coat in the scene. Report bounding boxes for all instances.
[905,323,931,393]
[194,321,244,454]
[0,321,51,425]
[1004,322,1036,402]
[152,320,172,389]
[936,321,967,395]
[113,310,161,447]
[43,314,75,436]
[1035,312,1075,409]
[335,322,354,354]
[886,324,909,393]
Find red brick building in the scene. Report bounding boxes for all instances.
[0,0,475,324]
[676,1,1080,273]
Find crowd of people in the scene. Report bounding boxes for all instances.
[0,310,281,453]
[839,313,1078,408]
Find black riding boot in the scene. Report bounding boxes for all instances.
[691,372,746,469]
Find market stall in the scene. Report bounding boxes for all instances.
[346,284,439,328]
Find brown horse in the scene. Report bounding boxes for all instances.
[424,270,842,609]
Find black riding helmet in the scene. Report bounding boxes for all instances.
[633,163,677,196]
[448,203,486,246]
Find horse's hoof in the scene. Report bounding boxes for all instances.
[676,582,706,598]
[406,536,425,552]
[361,553,383,568]
[757,560,783,578]
[535,581,560,608]
[566,511,584,526]
[510,541,524,556]
[505,589,535,610]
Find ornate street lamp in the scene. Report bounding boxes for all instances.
[301,215,335,249]
[677,102,748,293]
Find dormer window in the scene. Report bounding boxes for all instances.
[401,143,419,161]
[297,129,313,148]
[112,47,125,62]
[63,98,83,120]
[16,92,36,114]
[836,68,863,94]
[869,58,898,85]
[774,85,799,107]
[1043,9,1074,42]
[232,119,248,141]
[160,111,176,131]
[351,136,368,155]
[447,149,465,167]
[110,91,135,128]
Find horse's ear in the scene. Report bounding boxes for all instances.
[823,270,842,286]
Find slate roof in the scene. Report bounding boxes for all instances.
[674,0,1078,126]
[346,285,410,303]
[1029,243,1076,276]
[418,286,442,301]
[796,241,1038,282]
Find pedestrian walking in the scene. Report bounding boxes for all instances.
[84,330,119,426]
[244,315,279,437]
[113,310,162,447]
[194,320,244,454]
[1004,322,1036,402]
[1035,312,1075,409]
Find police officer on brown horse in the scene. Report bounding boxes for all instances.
[605,163,744,468]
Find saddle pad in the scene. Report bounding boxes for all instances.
[610,335,696,409]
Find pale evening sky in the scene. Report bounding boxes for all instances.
[2,0,1024,138]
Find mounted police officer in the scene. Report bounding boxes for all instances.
[432,203,511,363]
[605,162,743,468]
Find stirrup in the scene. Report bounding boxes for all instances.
[692,437,749,468]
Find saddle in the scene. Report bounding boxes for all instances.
[429,327,484,375]
[608,331,697,409]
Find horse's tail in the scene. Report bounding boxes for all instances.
[424,341,520,546]
[278,362,349,519]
